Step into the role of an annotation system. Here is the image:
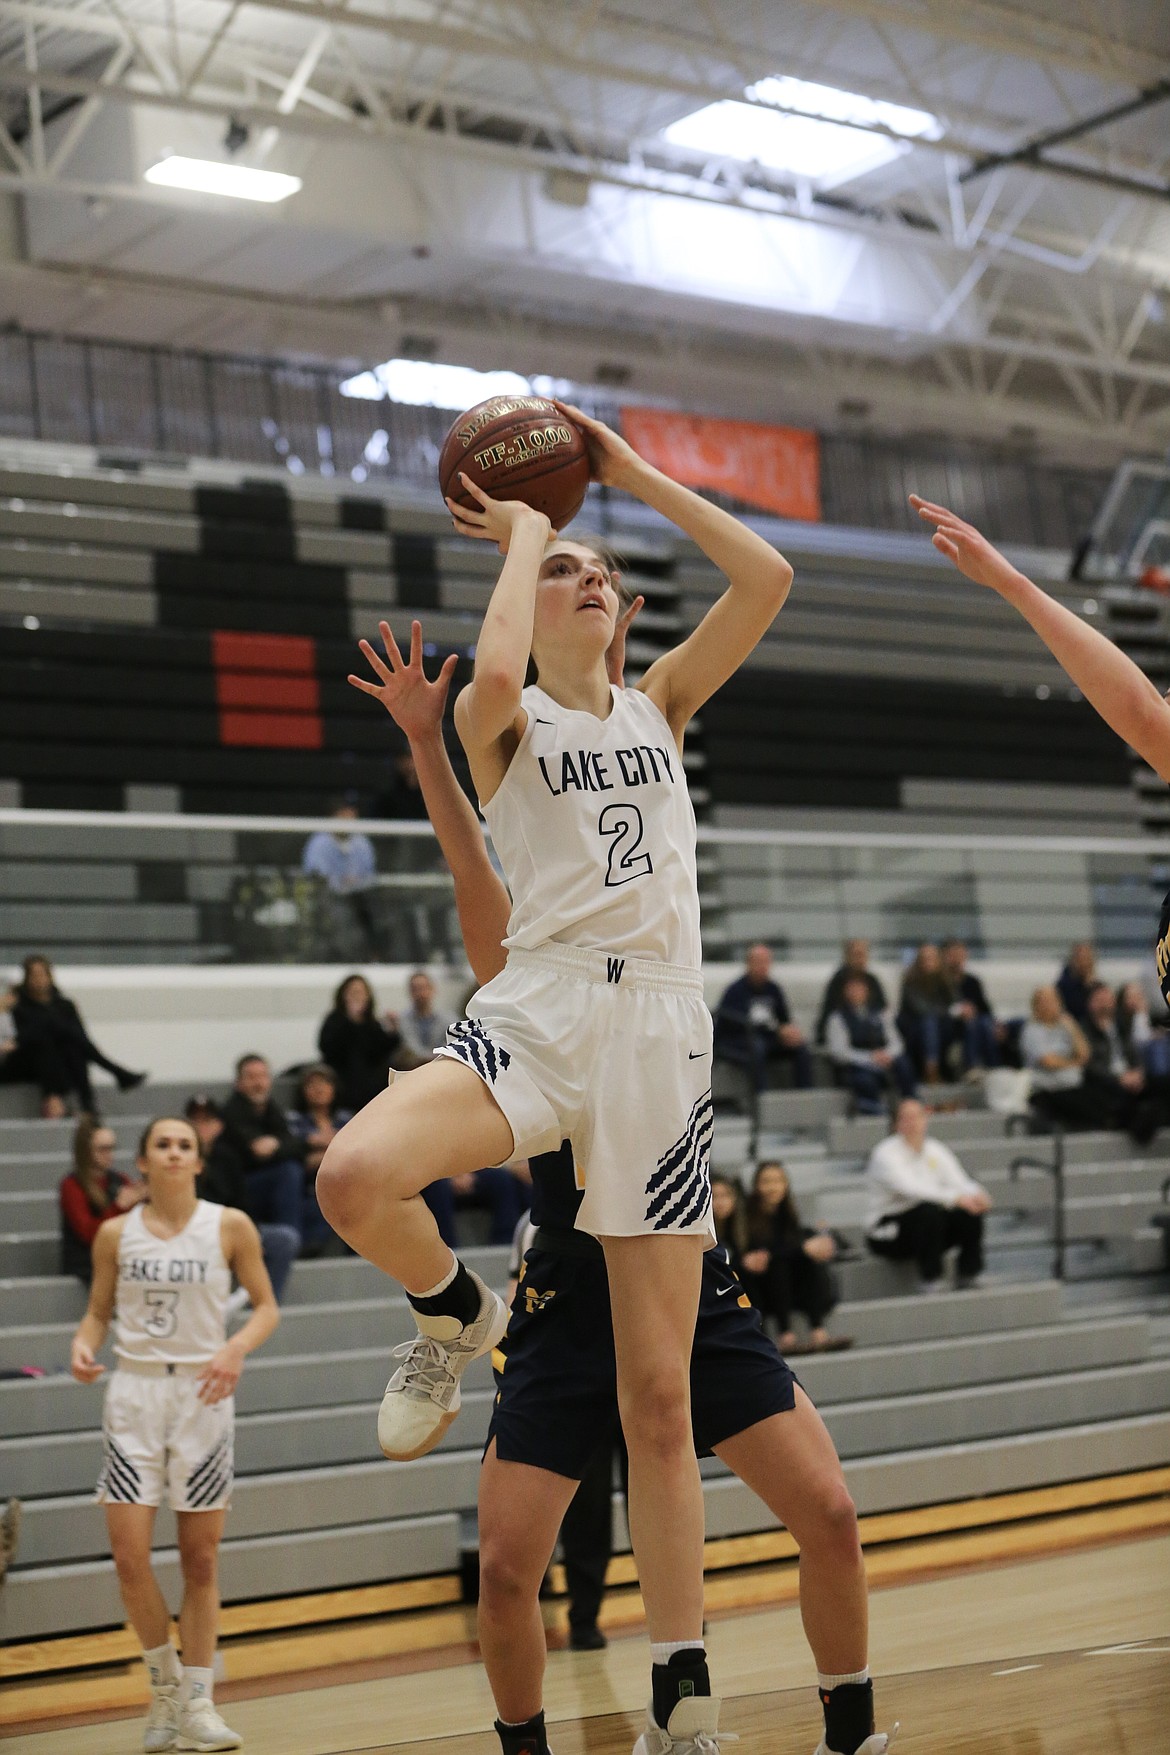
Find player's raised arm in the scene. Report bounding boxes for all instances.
[912,495,1170,783]
[444,476,551,756]
[555,401,792,738]
[349,618,513,985]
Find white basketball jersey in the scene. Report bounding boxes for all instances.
[483,683,701,967]
[114,1201,231,1366]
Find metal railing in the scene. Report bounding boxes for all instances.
[1009,1127,1067,1281]
[1,810,1169,970]
[0,329,1107,548]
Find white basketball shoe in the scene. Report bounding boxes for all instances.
[633,1696,734,1754]
[143,1683,181,1753]
[175,1698,242,1750]
[377,1268,510,1460]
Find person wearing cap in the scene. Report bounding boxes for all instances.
[185,1095,300,1306]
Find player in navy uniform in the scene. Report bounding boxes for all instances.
[911,495,1170,1010]
[352,617,894,1755]
[70,1116,278,1754]
[324,407,796,1753]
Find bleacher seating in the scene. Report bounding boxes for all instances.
[2,1089,1167,1645]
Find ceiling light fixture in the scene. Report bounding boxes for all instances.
[144,156,301,202]
[663,75,940,188]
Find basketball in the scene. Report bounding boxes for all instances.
[438,394,590,529]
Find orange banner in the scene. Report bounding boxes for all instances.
[620,407,820,522]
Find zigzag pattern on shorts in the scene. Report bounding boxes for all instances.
[444,1019,512,1086]
[98,1433,142,1504]
[185,1432,234,1509]
[643,1090,714,1231]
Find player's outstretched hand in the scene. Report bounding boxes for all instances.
[197,1340,245,1405]
[605,592,645,688]
[446,472,552,554]
[348,619,458,741]
[554,401,641,491]
[70,1340,104,1385]
[910,495,1021,596]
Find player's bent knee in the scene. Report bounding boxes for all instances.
[479,1540,542,1611]
[623,1378,693,1462]
[316,1132,400,1228]
[110,1541,155,1587]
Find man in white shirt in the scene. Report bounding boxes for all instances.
[864,1099,992,1291]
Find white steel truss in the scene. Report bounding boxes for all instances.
[0,0,1166,452]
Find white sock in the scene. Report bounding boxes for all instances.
[144,1642,180,1690]
[651,1639,705,1665]
[181,1665,215,1706]
[817,1666,870,1690]
[414,1254,460,1300]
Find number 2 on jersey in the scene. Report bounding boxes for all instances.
[598,803,653,886]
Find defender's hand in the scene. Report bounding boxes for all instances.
[349,619,459,742]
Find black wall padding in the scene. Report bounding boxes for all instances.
[340,497,386,531]
[702,671,1131,811]
[154,555,351,636]
[391,534,439,610]
[194,483,292,527]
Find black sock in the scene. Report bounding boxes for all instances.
[494,1710,549,1755]
[652,1649,710,1730]
[407,1260,481,1327]
[820,1679,875,1754]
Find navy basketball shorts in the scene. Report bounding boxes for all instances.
[488,1242,796,1480]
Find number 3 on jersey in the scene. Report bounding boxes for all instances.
[598,803,653,887]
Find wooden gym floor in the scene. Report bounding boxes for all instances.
[4,1531,1168,1753]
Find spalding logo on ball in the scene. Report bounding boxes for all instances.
[438,395,590,530]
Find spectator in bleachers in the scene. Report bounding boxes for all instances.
[375,746,429,820]
[185,1096,299,1303]
[1082,984,1162,1144]
[1117,981,1157,1069]
[302,797,382,959]
[12,955,145,1118]
[897,943,956,1084]
[1056,941,1097,1023]
[1021,985,1110,1131]
[448,1158,531,1247]
[940,939,1002,1075]
[814,938,888,1044]
[317,974,415,1112]
[0,986,20,1085]
[397,970,454,1062]
[710,1173,748,1264]
[288,1065,353,1255]
[714,944,813,1093]
[865,1099,991,1292]
[825,973,918,1115]
[59,1117,146,1283]
[736,1162,852,1354]
[220,1055,307,1246]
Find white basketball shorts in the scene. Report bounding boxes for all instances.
[97,1363,234,1512]
[435,942,714,1238]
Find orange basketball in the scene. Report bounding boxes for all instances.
[438,395,590,530]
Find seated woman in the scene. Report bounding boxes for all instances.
[15,955,145,1118]
[317,973,417,1112]
[896,944,956,1084]
[288,1064,354,1254]
[736,1161,852,1355]
[59,1117,145,1282]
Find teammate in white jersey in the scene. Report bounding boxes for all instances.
[71,1117,278,1754]
[322,405,793,1753]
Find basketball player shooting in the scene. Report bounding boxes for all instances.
[321,404,794,1755]
[354,613,895,1755]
